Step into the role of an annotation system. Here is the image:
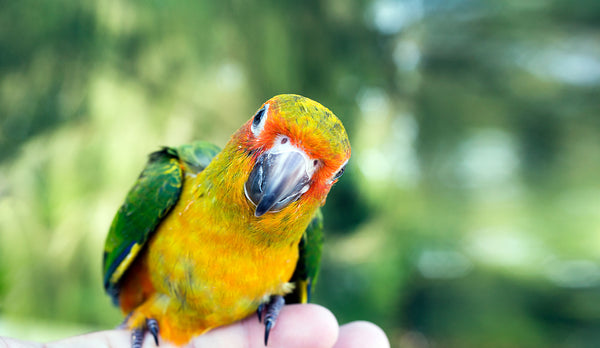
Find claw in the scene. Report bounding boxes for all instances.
[264,320,273,346]
[147,318,159,345]
[257,303,265,323]
[262,295,285,346]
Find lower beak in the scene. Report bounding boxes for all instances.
[245,149,311,217]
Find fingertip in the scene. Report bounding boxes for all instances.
[294,303,339,347]
[253,304,339,348]
[334,321,390,348]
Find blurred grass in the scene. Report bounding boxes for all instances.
[1,0,600,347]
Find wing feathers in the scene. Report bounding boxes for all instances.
[102,142,221,302]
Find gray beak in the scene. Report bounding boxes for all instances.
[245,149,311,217]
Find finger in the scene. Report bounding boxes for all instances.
[0,337,43,348]
[46,304,339,348]
[188,304,339,348]
[332,321,390,348]
[46,330,134,348]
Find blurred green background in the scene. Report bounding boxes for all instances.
[1,0,599,347]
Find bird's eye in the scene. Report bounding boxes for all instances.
[251,105,269,136]
[253,109,264,127]
[333,165,345,181]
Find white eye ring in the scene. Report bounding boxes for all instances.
[251,104,269,136]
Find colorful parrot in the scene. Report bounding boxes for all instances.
[102,94,351,347]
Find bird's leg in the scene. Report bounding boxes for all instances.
[123,311,161,348]
[132,327,145,348]
[262,295,285,346]
[147,318,160,345]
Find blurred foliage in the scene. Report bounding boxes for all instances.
[1,0,599,347]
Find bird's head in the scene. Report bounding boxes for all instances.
[237,94,351,217]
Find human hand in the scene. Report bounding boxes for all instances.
[1,304,390,348]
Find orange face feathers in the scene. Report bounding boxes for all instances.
[253,97,347,178]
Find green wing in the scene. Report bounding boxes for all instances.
[102,141,220,303]
[286,209,324,304]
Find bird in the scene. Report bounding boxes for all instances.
[102,94,351,347]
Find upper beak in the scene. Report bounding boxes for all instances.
[245,148,312,217]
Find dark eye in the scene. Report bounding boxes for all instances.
[333,165,345,180]
[253,108,265,127]
[251,105,269,136]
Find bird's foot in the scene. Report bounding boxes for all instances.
[257,295,285,346]
[121,313,160,348]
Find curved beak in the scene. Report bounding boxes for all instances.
[245,147,312,217]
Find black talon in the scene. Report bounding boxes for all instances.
[262,295,285,346]
[132,328,144,348]
[264,319,273,346]
[147,318,160,345]
[257,303,265,323]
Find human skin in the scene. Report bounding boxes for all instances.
[0,305,390,348]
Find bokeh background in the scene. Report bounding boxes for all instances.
[1,0,599,347]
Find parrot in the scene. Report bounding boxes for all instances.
[102,94,351,347]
